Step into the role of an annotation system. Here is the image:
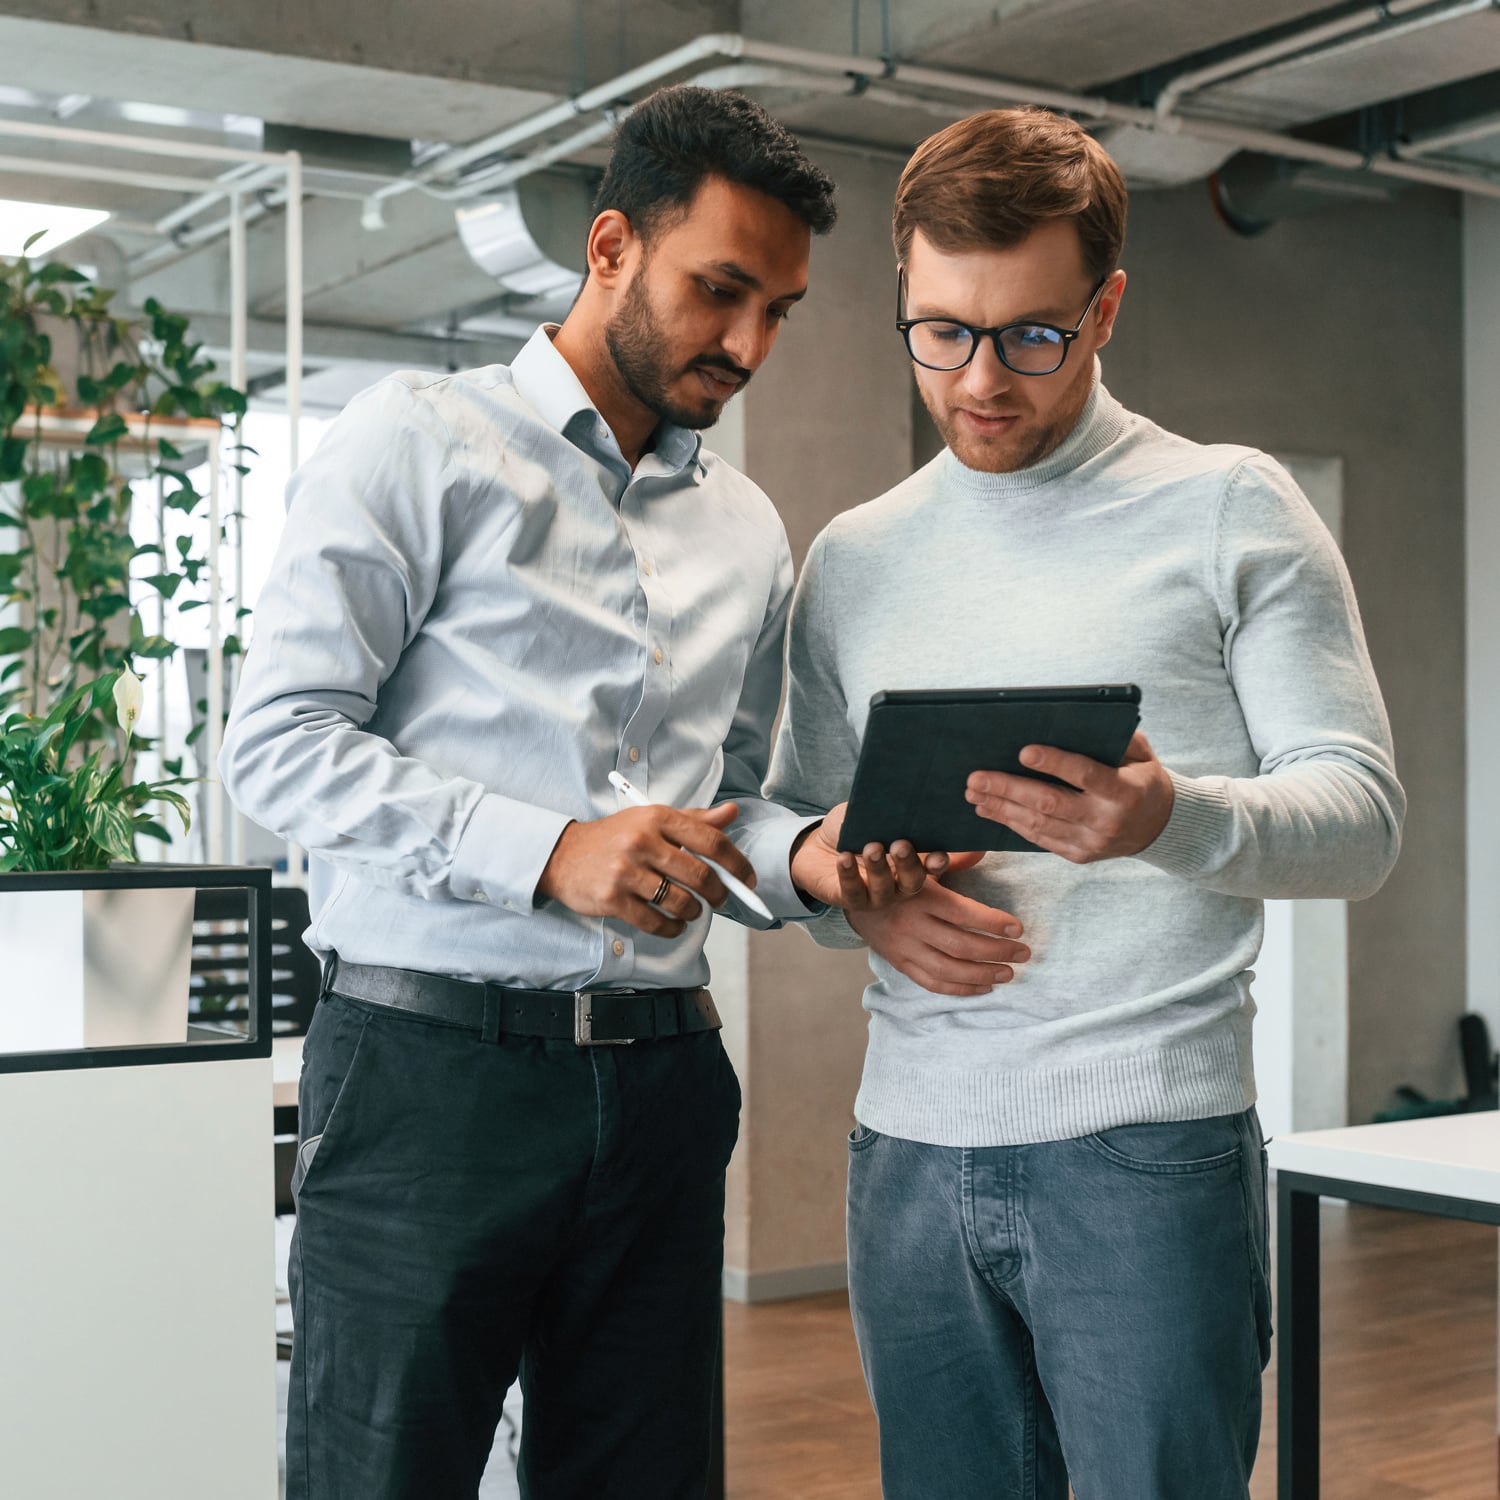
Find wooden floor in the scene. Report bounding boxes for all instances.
[722,1202,1498,1500]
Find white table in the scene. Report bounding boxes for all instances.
[1269,1112,1500,1498]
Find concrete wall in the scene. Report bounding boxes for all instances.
[724,145,911,1297]
[733,165,1467,1292]
[1465,197,1500,1045]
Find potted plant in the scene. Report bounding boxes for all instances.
[0,234,251,1052]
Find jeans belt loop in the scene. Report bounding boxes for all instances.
[480,986,502,1046]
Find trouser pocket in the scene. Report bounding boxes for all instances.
[291,994,371,1203]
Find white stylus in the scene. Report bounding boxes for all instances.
[607,770,775,921]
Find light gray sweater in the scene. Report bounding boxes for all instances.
[765,376,1404,1147]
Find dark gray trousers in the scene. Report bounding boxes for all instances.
[287,990,740,1500]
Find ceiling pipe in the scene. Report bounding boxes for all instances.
[371,33,744,205]
[1400,106,1500,154]
[115,16,1500,283]
[721,34,1500,200]
[1153,0,1479,120]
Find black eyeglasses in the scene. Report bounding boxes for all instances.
[896,273,1110,376]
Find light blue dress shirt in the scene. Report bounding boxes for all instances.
[220,327,816,991]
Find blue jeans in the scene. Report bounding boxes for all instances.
[846,1110,1271,1500]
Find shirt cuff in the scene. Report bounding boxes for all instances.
[1132,770,1234,881]
[733,810,827,925]
[450,791,575,914]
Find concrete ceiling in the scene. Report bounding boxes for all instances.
[0,0,1497,407]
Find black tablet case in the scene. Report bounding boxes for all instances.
[837,686,1142,855]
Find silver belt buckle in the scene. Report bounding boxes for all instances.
[574,991,634,1046]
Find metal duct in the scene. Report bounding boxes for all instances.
[454,172,593,310]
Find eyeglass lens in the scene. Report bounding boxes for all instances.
[906,321,1066,374]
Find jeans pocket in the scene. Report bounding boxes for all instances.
[1082,1114,1245,1175]
[848,1121,881,1152]
[1246,1142,1273,1367]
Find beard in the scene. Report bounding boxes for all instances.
[604,272,749,431]
[920,355,1095,474]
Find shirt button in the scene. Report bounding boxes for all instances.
[612,939,625,958]
[628,746,640,763]
[643,561,652,576]
[654,647,664,665]
[472,891,489,903]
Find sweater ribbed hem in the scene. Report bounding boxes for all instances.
[853,1015,1255,1148]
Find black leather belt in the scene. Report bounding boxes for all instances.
[323,957,721,1047]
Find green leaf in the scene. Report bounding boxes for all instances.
[37,262,87,285]
[157,438,183,461]
[78,592,132,621]
[0,436,27,483]
[22,230,46,253]
[84,413,129,447]
[154,789,192,831]
[0,626,32,655]
[85,800,136,861]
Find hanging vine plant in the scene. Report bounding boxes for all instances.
[0,232,250,867]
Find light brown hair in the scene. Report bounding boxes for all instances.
[893,108,1127,283]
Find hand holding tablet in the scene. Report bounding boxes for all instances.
[838,685,1145,856]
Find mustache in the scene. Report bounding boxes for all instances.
[687,355,752,388]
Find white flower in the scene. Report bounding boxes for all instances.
[114,668,144,740]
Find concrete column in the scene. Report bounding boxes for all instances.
[1466,197,1500,1043]
[720,144,911,1301]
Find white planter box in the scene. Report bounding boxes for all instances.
[0,885,195,1052]
[0,867,276,1500]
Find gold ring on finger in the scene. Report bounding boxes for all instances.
[650,875,672,906]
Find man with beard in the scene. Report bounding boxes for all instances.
[766,108,1404,1499]
[221,87,929,1500]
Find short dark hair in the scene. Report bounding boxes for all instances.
[593,85,838,239]
[893,108,1126,283]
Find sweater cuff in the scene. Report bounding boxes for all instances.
[1132,771,1234,881]
[803,905,868,950]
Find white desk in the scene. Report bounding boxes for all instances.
[1269,1113,1500,1499]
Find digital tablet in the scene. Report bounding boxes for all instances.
[836,685,1142,855]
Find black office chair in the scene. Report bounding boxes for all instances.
[189,883,319,1039]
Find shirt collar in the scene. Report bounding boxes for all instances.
[510,324,704,479]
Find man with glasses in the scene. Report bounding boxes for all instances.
[766,108,1403,1499]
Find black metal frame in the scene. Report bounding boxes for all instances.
[0,865,272,1075]
[895,271,1109,374]
[1276,1167,1500,1499]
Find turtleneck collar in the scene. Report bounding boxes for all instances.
[940,357,1129,496]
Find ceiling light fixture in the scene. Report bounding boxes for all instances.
[0,198,111,258]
